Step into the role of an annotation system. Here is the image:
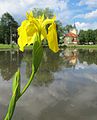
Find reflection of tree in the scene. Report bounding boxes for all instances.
[78,49,97,65]
[33,69,54,86]
[33,49,60,86]
[0,50,23,80]
[23,49,61,86]
[42,48,61,72]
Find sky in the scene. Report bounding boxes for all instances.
[0,0,97,30]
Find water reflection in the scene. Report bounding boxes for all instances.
[60,48,97,70]
[0,48,97,82]
[78,49,97,65]
[0,48,97,120]
[0,50,23,80]
[63,48,78,67]
[22,49,61,86]
[0,48,97,83]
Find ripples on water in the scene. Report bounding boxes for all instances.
[0,48,97,120]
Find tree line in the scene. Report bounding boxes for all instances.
[0,8,97,45]
[0,8,65,44]
[79,29,97,45]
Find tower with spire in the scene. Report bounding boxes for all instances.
[69,23,78,35]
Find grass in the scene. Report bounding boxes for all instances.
[0,44,33,50]
[67,44,97,49]
[0,44,97,50]
[0,44,14,49]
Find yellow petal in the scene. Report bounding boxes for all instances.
[40,34,44,41]
[42,16,56,28]
[41,27,47,39]
[26,23,37,36]
[18,20,29,35]
[41,14,44,21]
[31,18,41,31]
[18,20,30,51]
[27,32,38,45]
[47,23,59,53]
[18,18,39,51]
[37,14,44,24]
[26,11,33,21]
[18,20,31,51]
[18,30,27,52]
[26,11,40,30]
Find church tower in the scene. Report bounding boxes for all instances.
[69,23,78,35]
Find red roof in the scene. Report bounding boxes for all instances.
[64,32,78,38]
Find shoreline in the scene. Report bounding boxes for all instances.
[0,44,97,50]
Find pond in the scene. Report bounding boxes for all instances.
[0,48,97,120]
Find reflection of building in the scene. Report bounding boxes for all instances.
[64,48,78,66]
[64,24,78,45]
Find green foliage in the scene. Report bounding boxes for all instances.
[32,40,43,73]
[64,25,74,33]
[79,29,97,44]
[94,29,97,43]
[12,69,20,100]
[79,30,86,44]
[32,8,54,18]
[4,70,20,120]
[0,12,18,44]
[56,20,65,43]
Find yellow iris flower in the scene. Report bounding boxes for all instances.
[18,11,59,52]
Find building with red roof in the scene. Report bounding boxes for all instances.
[64,25,78,45]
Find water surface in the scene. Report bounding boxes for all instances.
[0,48,97,120]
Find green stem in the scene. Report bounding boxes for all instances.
[4,33,43,120]
[20,33,41,97]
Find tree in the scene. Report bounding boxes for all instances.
[0,12,18,44]
[86,30,95,44]
[64,25,73,33]
[32,8,54,18]
[78,29,97,44]
[79,30,86,44]
[0,21,4,43]
[56,20,65,43]
[94,29,97,44]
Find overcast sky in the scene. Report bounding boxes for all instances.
[0,0,97,30]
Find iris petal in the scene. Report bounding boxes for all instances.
[42,16,56,28]
[47,23,59,53]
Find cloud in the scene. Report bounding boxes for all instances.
[74,9,97,19]
[0,0,25,18]
[75,21,97,30]
[85,9,97,18]
[79,0,97,8]
[0,0,70,24]
[0,0,96,30]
